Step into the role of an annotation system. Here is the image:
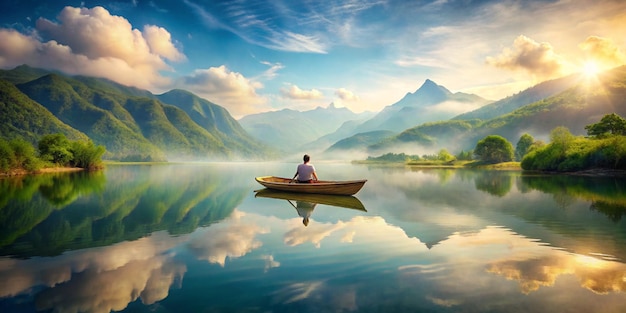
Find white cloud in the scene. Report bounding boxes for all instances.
[335,88,359,101]
[280,84,324,100]
[486,35,568,79]
[578,36,626,69]
[258,60,285,80]
[0,6,183,91]
[0,231,187,312]
[143,25,186,62]
[186,211,269,266]
[181,65,268,117]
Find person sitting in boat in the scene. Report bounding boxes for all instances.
[292,154,318,183]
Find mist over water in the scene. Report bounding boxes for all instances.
[1,163,625,312]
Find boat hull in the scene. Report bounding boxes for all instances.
[255,176,366,196]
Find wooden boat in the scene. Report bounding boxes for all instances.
[254,189,366,211]
[254,176,367,196]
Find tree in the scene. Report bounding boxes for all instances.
[550,126,574,151]
[456,149,473,161]
[437,149,455,162]
[9,138,41,171]
[585,113,626,137]
[515,133,534,161]
[474,135,514,164]
[38,133,73,165]
[70,140,106,169]
[0,139,13,172]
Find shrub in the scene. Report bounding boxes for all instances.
[70,140,106,169]
[9,138,42,171]
[38,133,73,166]
[0,139,13,173]
[474,135,514,164]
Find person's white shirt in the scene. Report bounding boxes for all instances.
[296,163,316,181]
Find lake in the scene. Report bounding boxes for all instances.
[1,162,626,313]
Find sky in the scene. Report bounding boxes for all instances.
[0,0,625,118]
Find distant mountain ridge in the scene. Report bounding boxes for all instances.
[353,79,491,133]
[328,65,626,156]
[453,74,580,121]
[238,103,374,153]
[0,65,274,161]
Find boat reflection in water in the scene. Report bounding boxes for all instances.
[254,189,366,226]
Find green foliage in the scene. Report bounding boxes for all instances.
[515,133,534,161]
[585,113,626,137]
[9,138,41,171]
[1,133,105,174]
[70,140,106,169]
[437,149,455,162]
[366,152,419,163]
[38,133,73,165]
[8,69,273,161]
[0,139,12,172]
[474,135,514,164]
[456,149,474,161]
[550,126,575,149]
[522,133,626,171]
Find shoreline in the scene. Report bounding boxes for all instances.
[0,167,85,177]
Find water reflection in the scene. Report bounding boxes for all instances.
[255,189,366,226]
[520,174,626,222]
[1,164,626,312]
[0,164,248,257]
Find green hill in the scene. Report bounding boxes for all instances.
[157,89,273,158]
[453,74,579,121]
[0,65,275,161]
[326,130,396,152]
[0,79,88,143]
[333,65,626,155]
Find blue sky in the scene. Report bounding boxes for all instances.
[1,0,625,117]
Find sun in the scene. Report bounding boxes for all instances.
[582,61,600,77]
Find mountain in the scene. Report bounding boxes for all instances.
[453,74,580,121]
[156,89,273,157]
[0,65,275,161]
[325,130,396,154]
[0,79,88,143]
[465,65,626,145]
[329,65,626,156]
[238,103,373,153]
[353,79,491,133]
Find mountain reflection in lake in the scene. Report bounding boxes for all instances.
[1,163,626,312]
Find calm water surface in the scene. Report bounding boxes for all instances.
[1,162,626,313]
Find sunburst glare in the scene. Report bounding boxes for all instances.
[582,61,600,77]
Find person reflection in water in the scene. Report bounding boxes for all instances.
[292,154,318,183]
[295,201,317,226]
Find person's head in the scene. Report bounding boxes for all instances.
[303,154,310,163]
[303,217,309,226]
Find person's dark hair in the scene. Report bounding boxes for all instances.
[303,154,310,162]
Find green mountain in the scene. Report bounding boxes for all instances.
[0,65,275,161]
[330,65,626,155]
[326,130,396,153]
[465,65,626,145]
[157,89,272,158]
[16,73,167,160]
[453,74,580,121]
[0,79,88,143]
